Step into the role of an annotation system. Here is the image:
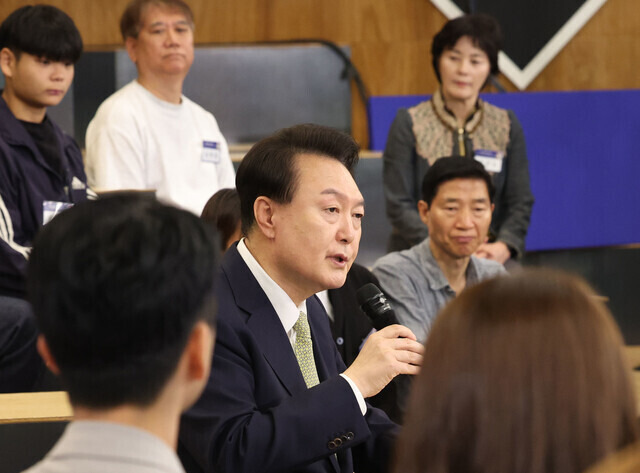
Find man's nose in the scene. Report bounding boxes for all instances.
[337,214,356,243]
[456,207,474,228]
[165,28,178,45]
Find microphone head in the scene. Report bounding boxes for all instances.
[356,283,383,307]
[356,283,397,330]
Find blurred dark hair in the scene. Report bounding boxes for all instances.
[28,194,219,408]
[201,188,241,251]
[431,13,501,83]
[236,124,360,235]
[395,269,638,473]
[120,0,194,40]
[421,156,494,206]
[0,5,82,63]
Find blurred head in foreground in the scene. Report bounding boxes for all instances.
[28,194,218,414]
[395,269,638,473]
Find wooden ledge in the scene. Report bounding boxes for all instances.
[0,391,73,424]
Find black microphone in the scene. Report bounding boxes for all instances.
[356,283,398,331]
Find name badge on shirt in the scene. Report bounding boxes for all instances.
[474,149,504,173]
[43,201,73,225]
[201,141,221,164]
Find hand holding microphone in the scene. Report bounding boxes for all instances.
[343,284,423,398]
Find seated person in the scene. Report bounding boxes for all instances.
[201,188,242,251]
[178,124,423,473]
[24,194,219,472]
[85,0,235,215]
[0,4,91,393]
[394,269,638,473]
[0,4,91,299]
[373,156,506,344]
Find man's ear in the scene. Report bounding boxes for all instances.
[0,47,16,78]
[253,196,277,239]
[125,37,138,64]
[417,200,430,226]
[36,336,61,375]
[177,321,215,410]
[184,321,215,381]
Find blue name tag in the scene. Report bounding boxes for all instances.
[201,141,221,164]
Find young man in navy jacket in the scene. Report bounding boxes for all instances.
[0,5,92,392]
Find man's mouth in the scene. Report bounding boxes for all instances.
[329,254,349,265]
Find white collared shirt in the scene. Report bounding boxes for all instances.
[237,239,366,414]
[315,290,334,322]
[237,238,306,347]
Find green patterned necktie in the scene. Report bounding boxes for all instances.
[293,312,320,388]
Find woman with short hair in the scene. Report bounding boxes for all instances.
[384,14,534,265]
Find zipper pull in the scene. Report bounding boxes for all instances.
[458,128,465,156]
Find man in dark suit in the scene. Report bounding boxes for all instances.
[178,124,423,473]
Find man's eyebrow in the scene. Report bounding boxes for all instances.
[148,19,191,27]
[442,196,489,201]
[321,188,365,207]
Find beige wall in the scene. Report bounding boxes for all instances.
[2,0,639,145]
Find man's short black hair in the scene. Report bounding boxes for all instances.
[421,156,495,206]
[0,5,82,63]
[27,194,219,408]
[236,124,360,235]
[431,13,502,84]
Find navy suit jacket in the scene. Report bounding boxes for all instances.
[178,245,398,473]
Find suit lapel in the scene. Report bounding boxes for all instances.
[223,246,307,396]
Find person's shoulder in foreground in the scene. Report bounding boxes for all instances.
[179,123,424,473]
[23,193,219,473]
[84,0,234,215]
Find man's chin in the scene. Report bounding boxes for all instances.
[160,64,191,76]
[324,270,349,291]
